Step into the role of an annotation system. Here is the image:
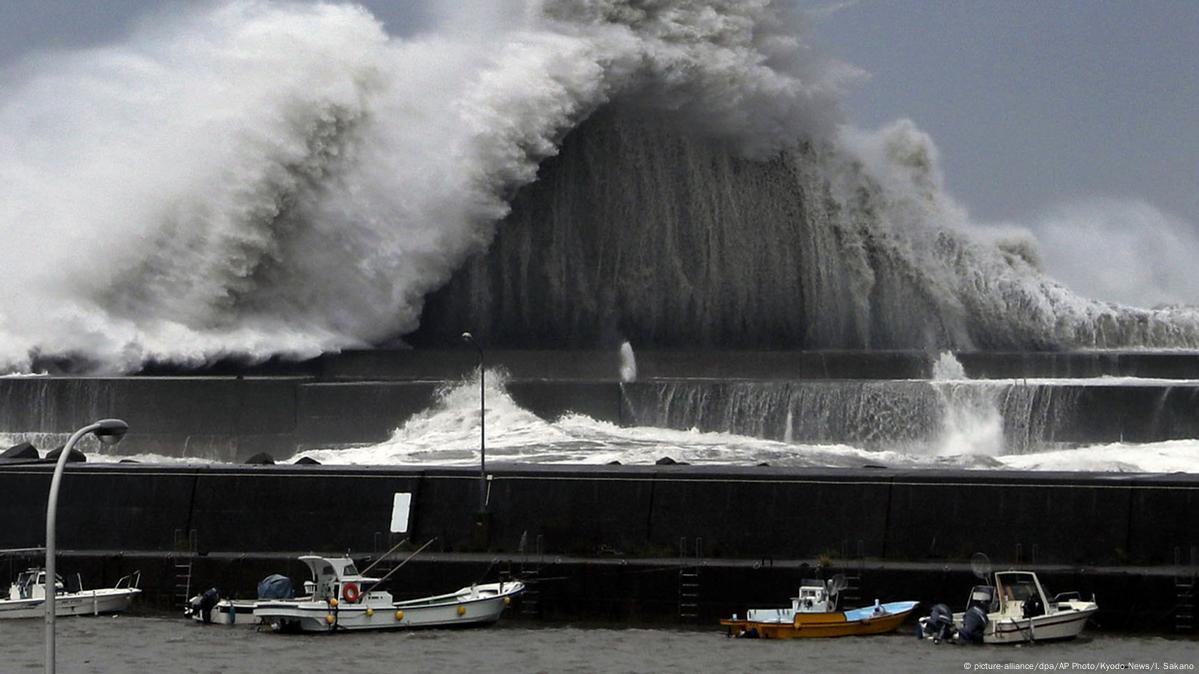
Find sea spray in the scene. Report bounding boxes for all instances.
[930,351,967,380]
[618,341,637,383]
[929,351,1005,456]
[5,0,1199,373]
[0,1,851,372]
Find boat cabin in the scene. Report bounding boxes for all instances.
[790,579,835,613]
[8,569,63,601]
[297,556,380,601]
[991,571,1049,619]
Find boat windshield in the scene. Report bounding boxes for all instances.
[342,562,359,577]
[967,585,996,612]
[996,574,1041,604]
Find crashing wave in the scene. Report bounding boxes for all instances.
[1,0,1197,372]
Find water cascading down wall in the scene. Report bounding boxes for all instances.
[413,107,959,349]
[409,106,1199,352]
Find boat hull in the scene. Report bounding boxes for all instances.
[0,588,139,620]
[961,604,1098,644]
[187,599,258,626]
[721,601,918,639]
[255,582,523,633]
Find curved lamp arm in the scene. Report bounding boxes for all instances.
[46,419,127,674]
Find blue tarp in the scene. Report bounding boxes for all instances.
[256,574,294,599]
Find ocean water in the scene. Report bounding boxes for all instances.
[2,615,1196,673]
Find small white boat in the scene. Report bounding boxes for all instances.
[1,568,140,619]
[253,555,524,633]
[920,564,1097,644]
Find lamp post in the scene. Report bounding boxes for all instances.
[45,418,128,674]
[460,332,486,513]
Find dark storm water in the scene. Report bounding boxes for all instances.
[3,616,1197,673]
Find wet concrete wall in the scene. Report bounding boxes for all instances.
[5,464,1193,631]
[131,348,1199,381]
[5,377,1199,460]
[0,378,634,461]
[2,464,1195,567]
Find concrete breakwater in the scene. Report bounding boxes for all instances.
[0,463,1195,631]
[4,376,1199,460]
[128,348,1199,381]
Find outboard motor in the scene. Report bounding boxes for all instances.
[920,603,956,643]
[196,587,221,624]
[958,605,989,644]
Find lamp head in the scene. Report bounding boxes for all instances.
[461,332,474,343]
[93,418,129,446]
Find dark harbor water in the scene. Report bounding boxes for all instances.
[3,616,1196,674]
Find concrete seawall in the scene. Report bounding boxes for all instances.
[1,463,1195,630]
[128,348,1199,381]
[5,377,1199,460]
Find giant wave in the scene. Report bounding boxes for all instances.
[3,0,1198,373]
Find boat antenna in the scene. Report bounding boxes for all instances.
[364,537,437,593]
[359,538,413,577]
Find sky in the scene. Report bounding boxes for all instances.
[809,0,1199,224]
[1,0,1196,306]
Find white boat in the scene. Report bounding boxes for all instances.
[920,568,1098,644]
[253,555,524,633]
[1,568,140,619]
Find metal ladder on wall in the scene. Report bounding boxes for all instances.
[838,539,864,610]
[678,537,703,621]
[172,529,197,609]
[515,533,545,618]
[1175,546,1196,633]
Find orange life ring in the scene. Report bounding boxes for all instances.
[342,583,361,603]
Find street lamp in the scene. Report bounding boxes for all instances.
[45,418,128,674]
[460,332,486,513]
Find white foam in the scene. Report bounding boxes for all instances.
[931,351,967,381]
[0,1,852,372]
[995,440,1199,473]
[279,372,1199,473]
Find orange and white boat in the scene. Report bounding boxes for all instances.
[720,577,918,639]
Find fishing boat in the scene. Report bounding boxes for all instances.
[185,572,295,626]
[918,554,1098,644]
[253,554,524,633]
[2,567,140,619]
[721,576,919,639]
